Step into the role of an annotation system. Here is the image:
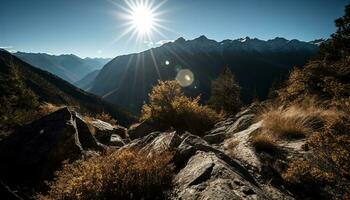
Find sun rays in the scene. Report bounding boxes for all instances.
[117,0,169,42]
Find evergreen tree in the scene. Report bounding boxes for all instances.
[319,4,350,61]
[208,66,241,114]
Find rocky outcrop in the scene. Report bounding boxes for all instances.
[88,118,127,144]
[128,120,167,140]
[224,122,263,170]
[173,151,266,200]
[0,107,103,189]
[0,103,299,199]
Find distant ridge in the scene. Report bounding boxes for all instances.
[89,35,319,113]
[14,52,111,84]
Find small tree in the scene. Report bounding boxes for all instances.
[141,80,222,135]
[208,66,241,114]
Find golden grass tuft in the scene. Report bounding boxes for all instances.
[250,133,279,154]
[258,101,341,140]
[39,103,63,114]
[37,148,174,200]
[95,111,117,125]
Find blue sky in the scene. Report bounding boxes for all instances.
[0,0,348,58]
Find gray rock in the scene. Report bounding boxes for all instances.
[172,151,266,200]
[224,122,263,170]
[89,119,127,144]
[110,134,125,147]
[227,114,256,135]
[128,121,167,140]
[141,131,182,156]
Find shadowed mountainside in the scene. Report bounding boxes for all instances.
[0,49,133,126]
[89,36,318,113]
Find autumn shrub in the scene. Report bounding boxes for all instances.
[141,80,222,135]
[37,148,174,200]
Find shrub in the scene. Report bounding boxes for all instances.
[37,148,174,200]
[141,80,222,135]
[207,66,241,114]
[283,158,335,185]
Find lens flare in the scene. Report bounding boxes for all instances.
[176,69,194,87]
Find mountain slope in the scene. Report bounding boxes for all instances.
[74,69,100,90]
[14,52,110,83]
[89,36,318,113]
[0,49,132,126]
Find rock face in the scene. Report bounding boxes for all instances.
[0,103,299,199]
[120,130,273,199]
[128,120,167,140]
[89,118,127,145]
[173,151,266,200]
[0,107,103,189]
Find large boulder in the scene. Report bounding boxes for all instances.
[0,107,102,189]
[172,151,267,200]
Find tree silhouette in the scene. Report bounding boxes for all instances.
[208,66,241,114]
[319,4,350,61]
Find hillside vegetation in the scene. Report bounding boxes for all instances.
[0,50,133,129]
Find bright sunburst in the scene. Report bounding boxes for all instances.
[130,5,155,34]
[117,0,168,41]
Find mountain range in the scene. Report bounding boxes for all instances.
[0,49,132,125]
[14,52,110,84]
[88,36,319,113]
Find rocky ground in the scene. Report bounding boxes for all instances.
[0,105,308,200]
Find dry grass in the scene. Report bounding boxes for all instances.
[250,133,279,154]
[37,148,174,200]
[225,139,239,157]
[258,101,341,140]
[39,103,63,115]
[95,112,117,125]
[83,116,96,135]
[280,101,350,198]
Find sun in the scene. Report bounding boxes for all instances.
[130,5,155,35]
[117,0,168,41]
